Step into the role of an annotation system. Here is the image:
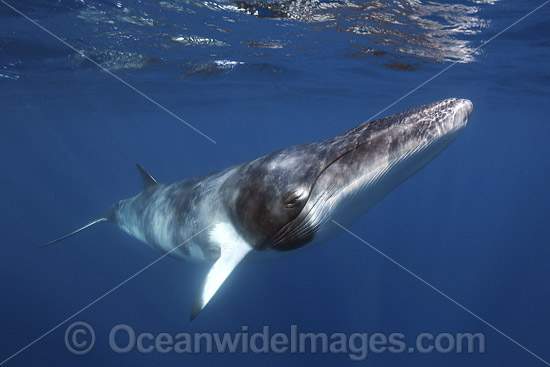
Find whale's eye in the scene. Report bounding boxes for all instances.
[284,189,306,209]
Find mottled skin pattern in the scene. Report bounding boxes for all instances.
[108,170,235,261]
[108,98,473,262]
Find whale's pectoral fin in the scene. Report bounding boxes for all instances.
[190,223,252,320]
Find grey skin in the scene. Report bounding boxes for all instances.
[43,98,473,319]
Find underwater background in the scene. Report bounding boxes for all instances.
[1,0,549,365]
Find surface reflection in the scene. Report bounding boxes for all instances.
[1,0,501,79]
[217,0,497,63]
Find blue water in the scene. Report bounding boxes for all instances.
[1,0,549,365]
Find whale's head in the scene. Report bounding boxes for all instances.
[222,98,473,250]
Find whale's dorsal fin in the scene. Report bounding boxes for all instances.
[190,223,252,320]
[136,164,157,189]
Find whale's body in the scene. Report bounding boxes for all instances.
[111,168,234,262]
[44,98,473,319]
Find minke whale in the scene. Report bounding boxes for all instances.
[43,98,473,320]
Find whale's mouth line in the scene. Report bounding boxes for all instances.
[261,100,473,250]
[260,137,370,250]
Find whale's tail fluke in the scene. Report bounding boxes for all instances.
[39,218,108,248]
[40,165,153,249]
